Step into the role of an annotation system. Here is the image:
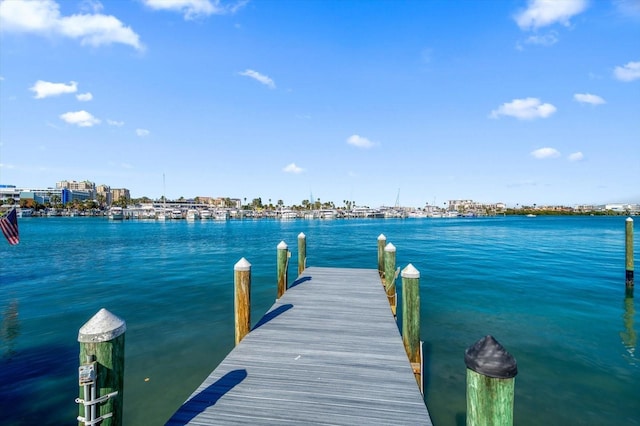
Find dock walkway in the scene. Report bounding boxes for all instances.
[166,266,432,425]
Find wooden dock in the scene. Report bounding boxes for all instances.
[166,266,432,425]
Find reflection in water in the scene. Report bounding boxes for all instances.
[620,296,637,365]
[1,299,20,359]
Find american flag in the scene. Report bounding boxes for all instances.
[1,208,19,245]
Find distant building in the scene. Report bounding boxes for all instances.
[111,188,130,204]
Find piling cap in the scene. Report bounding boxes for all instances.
[378,234,386,241]
[384,242,396,252]
[627,217,634,222]
[78,308,126,343]
[277,241,288,250]
[401,263,420,279]
[298,232,306,239]
[234,257,251,271]
[464,335,518,379]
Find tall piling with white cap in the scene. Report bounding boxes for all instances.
[277,241,289,299]
[384,243,397,315]
[377,234,386,278]
[234,258,251,345]
[298,232,306,276]
[401,263,422,390]
[77,308,126,426]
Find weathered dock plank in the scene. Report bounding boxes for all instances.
[166,267,432,425]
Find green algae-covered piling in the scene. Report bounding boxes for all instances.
[298,232,306,275]
[384,243,397,315]
[77,308,126,426]
[277,241,289,299]
[377,234,386,278]
[401,264,422,390]
[465,335,517,426]
[234,258,251,345]
[627,218,634,296]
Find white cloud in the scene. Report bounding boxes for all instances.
[30,80,77,99]
[515,0,588,30]
[613,0,640,18]
[76,92,93,101]
[239,69,276,89]
[573,93,605,105]
[524,31,558,46]
[0,0,143,50]
[283,163,304,174]
[107,119,124,126]
[121,162,133,169]
[490,98,556,120]
[143,0,248,20]
[531,147,561,159]
[568,151,584,161]
[136,128,150,137]
[614,61,640,82]
[347,134,377,148]
[60,110,100,127]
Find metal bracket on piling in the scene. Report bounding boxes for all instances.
[75,390,119,407]
[77,412,114,425]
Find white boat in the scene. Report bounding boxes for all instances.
[108,207,124,220]
[213,209,229,220]
[526,214,537,218]
[171,209,183,219]
[277,209,298,219]
[186,209,200,220]
[200,209,212,220]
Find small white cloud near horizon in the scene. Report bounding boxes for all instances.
[283,163,304,174]
[30,80,77,99]
[136,128,150,137]
[574,93,606,105]
[107,119,124,127]
[142,0,247,20]
[347,134,377,148]
[60,110,100,127]
[76,92,93,102]
[514,0,588,30]
[524,31,559,47]
[0,0,144,50]
[531,147,561,159]
[614,61,640,82]
[568,151,584,161]
[239,69,275,89]
[490,97,556,120]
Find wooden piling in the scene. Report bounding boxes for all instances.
[384,243,397,315]
[377,234,386,277]
[401,264,422,389]
[626,218,634,296]
[277,241,289,299]
[298,232,306,276]
[234,258,251,345]
[77,308,126,426]
[465,335,518,426]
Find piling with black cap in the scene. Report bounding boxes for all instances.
[465,335,517,426]
[626,218,634,296]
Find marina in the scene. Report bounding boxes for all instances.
[0,216,637,425]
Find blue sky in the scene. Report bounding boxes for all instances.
[1,0,638,208]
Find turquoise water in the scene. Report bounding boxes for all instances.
[0,216,637,425]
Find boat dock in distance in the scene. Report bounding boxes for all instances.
[166,266,432,425]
